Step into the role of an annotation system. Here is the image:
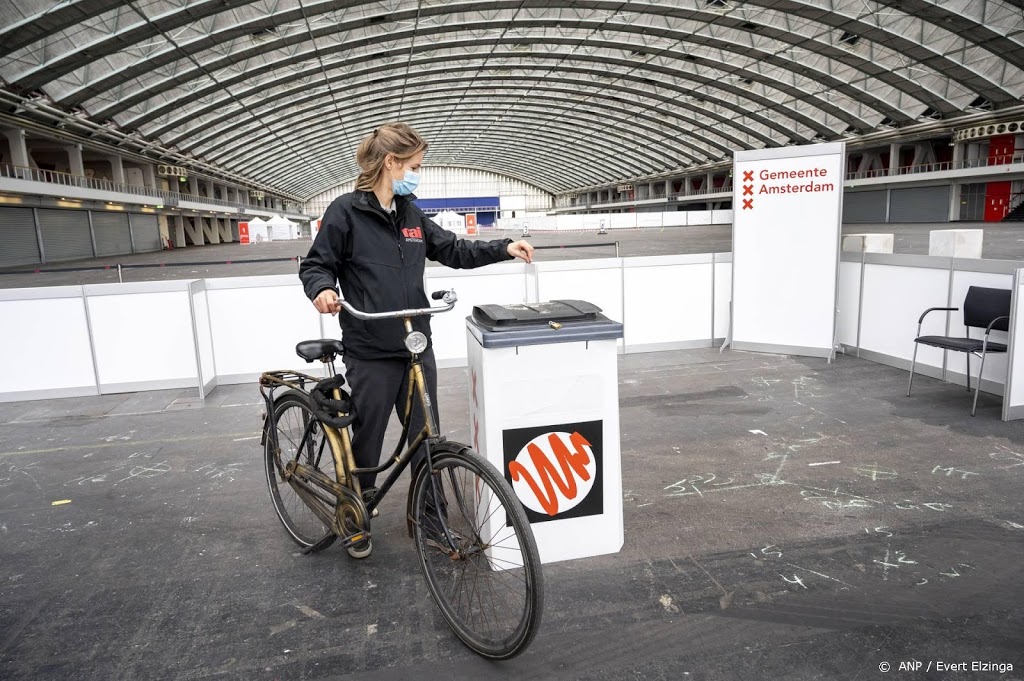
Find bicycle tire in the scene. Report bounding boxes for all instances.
[264,391,337,550]
[411,442,544,659]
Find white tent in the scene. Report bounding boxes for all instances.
[246,216,270,243]
[435,210,466,234]
[267,214,298,240]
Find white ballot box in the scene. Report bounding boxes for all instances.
[466,300,625,564]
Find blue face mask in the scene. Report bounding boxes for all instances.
[392,169,420,196]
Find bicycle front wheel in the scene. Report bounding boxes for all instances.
[411,443,544,659]
[264,391,337,550]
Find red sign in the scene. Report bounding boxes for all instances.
[239,221,250,245]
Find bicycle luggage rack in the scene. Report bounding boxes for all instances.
[259,369,320,397]
[259,369,370,553]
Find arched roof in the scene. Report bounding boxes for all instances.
[1,0,1021,199]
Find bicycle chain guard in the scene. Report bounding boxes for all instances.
[335,486,372,549]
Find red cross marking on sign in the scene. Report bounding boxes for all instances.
[473,416,480,450]
[743,185,753,196]
[743,199,754,210]
[743,170,754,182]
[471,368,478,407]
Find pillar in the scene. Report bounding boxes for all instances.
[108,155,125,184]
[142,163,157,191]
[65,144,84,177]
[217,218,232,242]
[889,142,901,175]
[183,216,204,246]
[201,217,220,244]
[189,175,199,196]
[172,215,187,248]
[3,128,30,175]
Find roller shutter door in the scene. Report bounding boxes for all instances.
[92,212,132,256]
[889,186,950,223]
[129,213,161,252]
[842,190,887,223]
[0,207,40,267]
[38,209,93,262]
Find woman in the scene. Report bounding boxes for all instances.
[299,122,533,556]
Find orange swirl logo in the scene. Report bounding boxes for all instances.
[509,431,596,516]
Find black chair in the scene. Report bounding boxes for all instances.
[907,286,1011,416]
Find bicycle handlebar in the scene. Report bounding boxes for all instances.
[338,289,458,320]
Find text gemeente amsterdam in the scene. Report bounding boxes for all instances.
[758,167,835,194]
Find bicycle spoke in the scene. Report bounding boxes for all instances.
[412,451,541,657]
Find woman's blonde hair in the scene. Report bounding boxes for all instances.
[354,122,428,192]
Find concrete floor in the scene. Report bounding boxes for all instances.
[1,348,1022,680]
[1,221,1022,289]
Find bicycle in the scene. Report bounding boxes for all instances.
[258,289,544,659]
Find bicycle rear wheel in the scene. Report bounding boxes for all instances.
[264,391,337,550]
[411,443,543,659]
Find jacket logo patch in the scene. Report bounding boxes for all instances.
[401,227,423,241]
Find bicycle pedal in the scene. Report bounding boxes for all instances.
[302,532,337,555]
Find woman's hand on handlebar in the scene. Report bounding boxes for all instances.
[313,288,342,316]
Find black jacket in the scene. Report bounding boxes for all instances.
[299,190,513,359]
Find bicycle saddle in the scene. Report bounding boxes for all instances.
[295,339,345,363]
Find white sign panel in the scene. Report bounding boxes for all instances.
[731,142,845,358]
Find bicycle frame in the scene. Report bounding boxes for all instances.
[261,316,449,544]
[350,317,441,516]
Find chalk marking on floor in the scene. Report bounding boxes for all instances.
[295,605,325,620]
[367,624,378,636]
[749,429,768,436]
[808,461,841,467]
[783,562,854,588]
[990,518,1024,530]
[270,620,297,636]
[233,436,261,442]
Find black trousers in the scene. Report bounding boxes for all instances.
[342,348,439,489]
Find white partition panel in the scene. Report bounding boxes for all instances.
[663,212,688,227]
[686,210,712,225]
[711,210,734,224]
[86,282,199,393]
[859,261,951,369]
[1003,269,1024,420]
[623,256,713,352]
[837,259,862,348]
[206,276,321,383]
[189,280,217,397]
[536,215,557,231]
[582,214,606,230]
[0,287,98,402]
[556,214,585,231]
[636,213,664,229]
[714,257,732,341]
[425,264,529,367]
[535,259,624,349]
[946,267,1014,391]
[610,213,637,229]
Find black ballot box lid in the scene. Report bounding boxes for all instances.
[467,300,624,348]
